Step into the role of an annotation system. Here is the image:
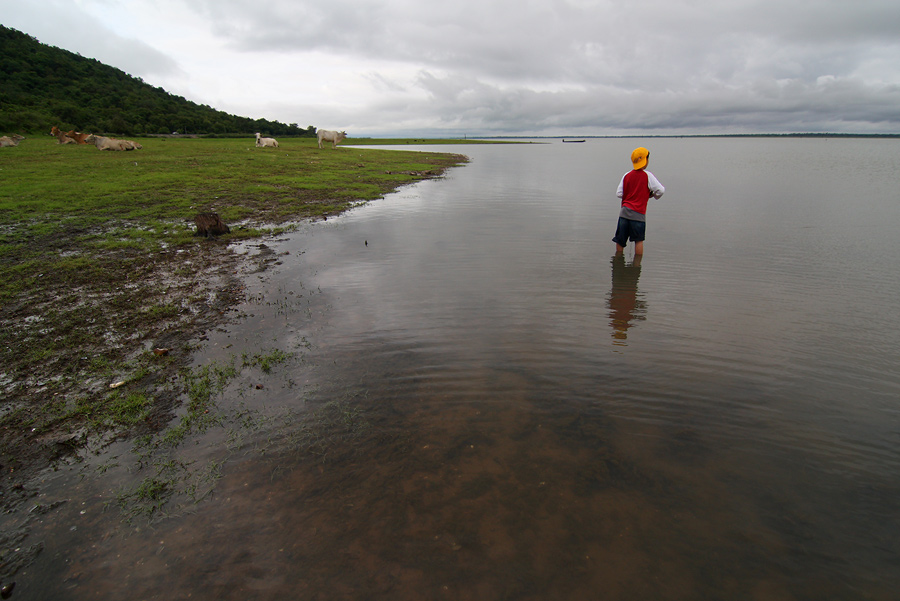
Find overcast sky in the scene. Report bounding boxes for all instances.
[4,0,900,136]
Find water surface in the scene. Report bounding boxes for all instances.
[14,138,900,600]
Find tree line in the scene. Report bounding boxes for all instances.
[0,25,317,137]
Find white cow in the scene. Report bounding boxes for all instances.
[317,129,347,149]
[84,134,142,151]
[255,133,279,148]
[0,134,25,147]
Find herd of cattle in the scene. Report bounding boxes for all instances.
[47,126,143,150]
[256,129,348,148]
[0,128,349,150]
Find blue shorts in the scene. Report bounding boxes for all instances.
[612,217,646,246]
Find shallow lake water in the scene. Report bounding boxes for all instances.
[10,138,900,600]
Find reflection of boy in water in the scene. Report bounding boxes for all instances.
[608,254,646,344]
[613,147,665,256]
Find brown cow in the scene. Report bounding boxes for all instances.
[51,126,90,144]
[65,129,90,144]
[50,126,76,144]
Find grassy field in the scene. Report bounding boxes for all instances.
[0,135,467,501]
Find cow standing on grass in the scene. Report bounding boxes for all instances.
[317,129,347,149]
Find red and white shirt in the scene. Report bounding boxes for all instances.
[616,169,665,221]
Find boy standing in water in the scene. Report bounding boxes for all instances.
[613,147,665,256]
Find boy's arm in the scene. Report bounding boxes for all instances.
[647,171,665,199]
[616,175,625,199]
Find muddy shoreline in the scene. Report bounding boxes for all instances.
[0,167,452,589]
[1,224,352,589]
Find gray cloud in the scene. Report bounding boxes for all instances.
[1,0,180,78]
[189,0,900,80]
[4,0,900,134]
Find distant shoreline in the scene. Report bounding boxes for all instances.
[107,133,900,142]
[479,133,900,140]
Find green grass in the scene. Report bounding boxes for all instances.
[243,348,292,374]
[0,136,467,495]
[157,359,241,448]
[0,136,466,248]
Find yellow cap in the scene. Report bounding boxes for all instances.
[631,147,649,170]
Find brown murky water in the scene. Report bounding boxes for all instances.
[8,139,900,600]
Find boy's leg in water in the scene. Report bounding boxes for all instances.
[634,241,644,255]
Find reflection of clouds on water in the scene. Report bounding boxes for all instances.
[607,254,646,345]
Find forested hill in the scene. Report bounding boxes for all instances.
[0,25,315,137]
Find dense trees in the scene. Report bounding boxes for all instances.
[0,25,316,137]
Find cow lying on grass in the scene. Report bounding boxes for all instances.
[255,133,278,148]
[0,134,25,147]
[317,129,347,149]
[50,126,90,144]
[66,129,90,144]
[50,126,76,144]
[84,134,142,151]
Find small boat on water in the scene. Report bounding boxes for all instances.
[562,139,586,143]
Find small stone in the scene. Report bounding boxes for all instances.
[194,212,230,237]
